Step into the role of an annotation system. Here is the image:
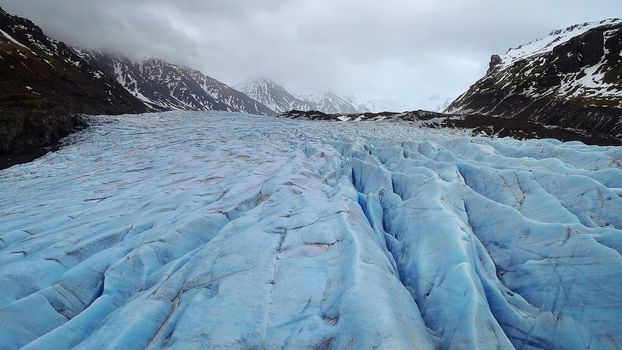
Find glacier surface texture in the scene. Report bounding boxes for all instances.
[0,112,621,349]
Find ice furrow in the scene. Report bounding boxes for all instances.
[346,147,514,348]
[342,134,622,349]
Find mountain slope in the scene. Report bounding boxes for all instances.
[0,7,147,159]
[82,55,275,115]
[447,19,622,139]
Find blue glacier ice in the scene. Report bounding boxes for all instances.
[0,111,620,349]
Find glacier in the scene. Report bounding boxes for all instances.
[0,111,621,349]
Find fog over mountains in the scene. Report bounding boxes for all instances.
[237,78,405,114]
[1,0,619,110]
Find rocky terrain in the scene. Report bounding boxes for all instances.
[281,110,622,145]
[0,7,147,166]
[447,19,622,140]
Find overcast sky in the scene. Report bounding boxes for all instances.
[1,0,620,110]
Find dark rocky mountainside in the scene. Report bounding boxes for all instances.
[0,7,275,167]
[447,19,622,140]
[281,110,622,145]
[0,7,147,164]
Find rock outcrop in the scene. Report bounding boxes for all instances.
[447,19,622,140]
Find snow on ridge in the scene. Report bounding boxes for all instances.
[0,28,34,54]
[500,18,621,67]
[0,112,621,349]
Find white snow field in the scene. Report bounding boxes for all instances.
[1,112,621,349]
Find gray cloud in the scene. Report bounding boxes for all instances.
[1,0,620,109]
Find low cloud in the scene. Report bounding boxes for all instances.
[2,0,620,109]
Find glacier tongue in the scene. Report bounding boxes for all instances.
[0,112,621,349]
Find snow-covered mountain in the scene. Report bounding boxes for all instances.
[297,92,360,114]
[357,99,405,113]
[81,54,275,115]
[238,78,393,113]
[1,111,621,349]
[447,18,622,139]
[432,97,453,113]
[236,78,314,113]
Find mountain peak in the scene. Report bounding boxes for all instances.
[237,78,315,113]
[447,18,622,139]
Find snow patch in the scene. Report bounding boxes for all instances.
[0,29,34,54]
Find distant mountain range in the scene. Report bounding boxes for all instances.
[77,53,275,115]
[235,78,312,113]
[0,7,275,118]
[447,18,622,138]
[237,78,404,114]
[2,4,622,165]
